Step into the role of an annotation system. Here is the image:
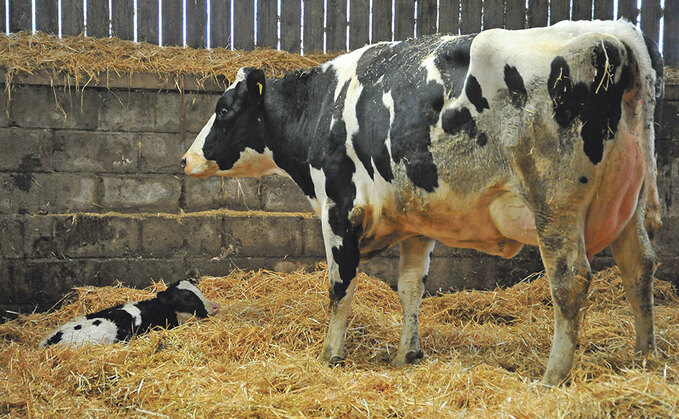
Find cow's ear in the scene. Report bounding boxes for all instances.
[246,69,266,106]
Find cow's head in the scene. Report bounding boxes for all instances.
[182,67,280,178]
[158,279,220,324]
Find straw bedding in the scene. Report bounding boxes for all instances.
[2,266,678,417]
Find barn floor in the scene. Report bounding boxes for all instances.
[1,267,679,417]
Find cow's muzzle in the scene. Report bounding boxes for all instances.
[181,152,219,178]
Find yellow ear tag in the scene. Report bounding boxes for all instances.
[257,82,263,95]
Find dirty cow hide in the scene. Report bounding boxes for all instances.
[182,20,663,386]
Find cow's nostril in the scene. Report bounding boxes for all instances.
[181,158,187,169]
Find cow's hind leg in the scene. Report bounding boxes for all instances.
[318,204,361,366]
[393,236,435,366]
[538,219,593,386]
[610,206,658,356]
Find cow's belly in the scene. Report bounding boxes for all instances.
[361,189,534,259]
[584,132,644,259]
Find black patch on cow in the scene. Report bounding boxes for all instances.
[579,176,588,184]
[434,34,476,99]
[46,331,63,345]
[504,64,527,108]
[422,274,428,285]
[547,56,585,128]
[389,79,442,192]
[12,155,42,192]
[476,132,488,146]
[92,319,102,326]
[465,75,489,113]
[580,42,630,164]
[74,324,82,330]
[548,42,632,165]
[442,106,477,137]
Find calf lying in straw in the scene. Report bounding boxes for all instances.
[39,280,219,347]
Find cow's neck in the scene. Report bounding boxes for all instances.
[260,71,317,198]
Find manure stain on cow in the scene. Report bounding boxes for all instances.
[12,154,42,192]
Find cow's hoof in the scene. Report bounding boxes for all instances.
[405,350,424,364]
[392,350,424,367]
[328,355,345,366]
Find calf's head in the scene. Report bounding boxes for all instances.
[182,67,280,178]
[160,280,220,324]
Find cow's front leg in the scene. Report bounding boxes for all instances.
[393,236,435,366]
[539,221,592,386]
[318,204,361,366]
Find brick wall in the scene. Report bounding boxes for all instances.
[1,71,678,316]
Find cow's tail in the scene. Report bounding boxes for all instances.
[640,34,664,240]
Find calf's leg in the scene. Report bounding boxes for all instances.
[393,236,435,366]
[610,206,658,356]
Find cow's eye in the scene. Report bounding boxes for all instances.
[217,107,228,118]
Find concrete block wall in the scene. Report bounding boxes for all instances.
[1,72,678,316]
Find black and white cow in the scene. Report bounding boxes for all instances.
[39,280,219,347]
[182,20,663,385]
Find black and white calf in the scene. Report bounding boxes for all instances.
[182,20,663,385]
[39,280,219,347]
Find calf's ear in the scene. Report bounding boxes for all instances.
[157,289,171,303]
[246,69,266,106]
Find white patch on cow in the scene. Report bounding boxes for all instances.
[184,113,217,176]
[323,44,371,101]
[122,303,142,327]
[176,280,217,315]
[420,54,443,86]
[188,114,215,156]
[235,67,249,83]
[381,90,395,163]
[307,197,322,216]
[310,167,343,284]
[341,77,372,204]
[39,317,119,347]
[310,167,328,203]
